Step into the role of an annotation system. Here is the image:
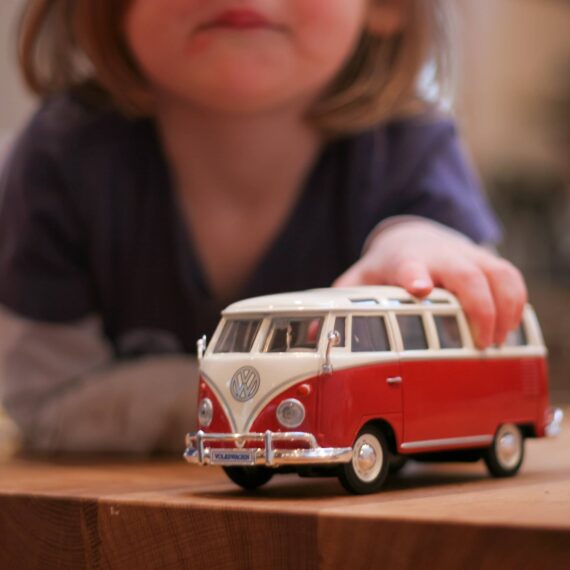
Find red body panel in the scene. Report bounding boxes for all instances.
[199,355,549,454]
[249,379,319,449]
[317,362,403,448]
[198,379,232,446]
[536,358,550,437]
[401,356,548,449]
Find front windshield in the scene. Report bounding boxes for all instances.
[214,319,262,353]
[263,316,324,353]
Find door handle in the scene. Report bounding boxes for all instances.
[386,376,402,385]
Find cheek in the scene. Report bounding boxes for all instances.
[123,0,200,73]
[292,0,367,72]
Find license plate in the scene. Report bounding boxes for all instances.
[210,448,256,466]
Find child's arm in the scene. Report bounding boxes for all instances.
[335,120,526,349]
[335,217,526,348]
[0,305,198,452]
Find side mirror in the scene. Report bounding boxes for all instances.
[322,330,341,374]
[328,330,341,346]
[196,335,207,361]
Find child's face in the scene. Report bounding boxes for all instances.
[124,0,402,114]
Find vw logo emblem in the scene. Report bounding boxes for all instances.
[230,366,260,402]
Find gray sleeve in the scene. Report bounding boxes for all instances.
[0,306,198,453]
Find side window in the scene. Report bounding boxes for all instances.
[333,317,346,347]
[397,315,428,350]
[434,315,463,349]
[352,316,391,352]
[504,325,527,347]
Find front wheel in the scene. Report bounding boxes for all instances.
[223,466,274,490]
[338,426,390,494]
[484,423,525,477]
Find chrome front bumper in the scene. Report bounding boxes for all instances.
[545,407,564,437]
[184,430,353,467]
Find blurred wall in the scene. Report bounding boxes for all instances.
[457,0,570,174]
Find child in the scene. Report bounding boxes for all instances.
[0,0,526,453]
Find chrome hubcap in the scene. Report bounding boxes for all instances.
[496,424,522,469]
[357,443,377,472]
[353,434,383,482]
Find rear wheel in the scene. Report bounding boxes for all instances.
[338,426,389,494]
[484,423,524,477]
[223,466,274,490]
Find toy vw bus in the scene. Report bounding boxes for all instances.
[184,287,563,494]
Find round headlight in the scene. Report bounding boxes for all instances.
[276,398,305,429]
[198,398,213,427]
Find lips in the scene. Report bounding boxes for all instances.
[200,8,279,31]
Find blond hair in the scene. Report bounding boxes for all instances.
[18,0,452,135]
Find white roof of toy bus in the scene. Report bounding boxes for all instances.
[222,286,460,315]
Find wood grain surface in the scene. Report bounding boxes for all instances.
[0,410,569,569]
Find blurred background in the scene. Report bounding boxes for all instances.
[0,0,569,420]
[455,0,570,405]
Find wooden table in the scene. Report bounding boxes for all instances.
[1,412,569,570]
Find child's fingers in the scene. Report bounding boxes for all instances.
[479,255,528,344]
[333,256,434,296]
[333,229,525,350]
[435,261,497,348]
[392,259,434,298]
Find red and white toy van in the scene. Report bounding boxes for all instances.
[184,287,563,494]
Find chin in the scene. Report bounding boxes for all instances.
[188,88,298,116]
[180,72,306,115]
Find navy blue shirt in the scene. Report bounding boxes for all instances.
[0,94,500,356]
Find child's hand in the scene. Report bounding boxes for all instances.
[333,219,527,348]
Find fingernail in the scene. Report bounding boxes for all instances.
[411,279,431,290]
